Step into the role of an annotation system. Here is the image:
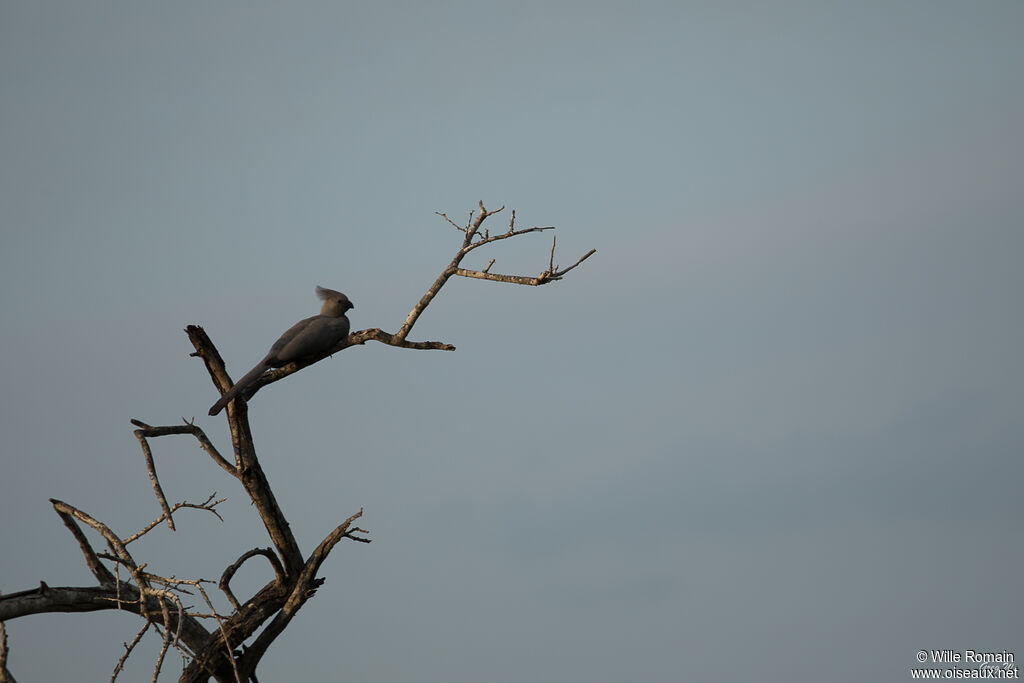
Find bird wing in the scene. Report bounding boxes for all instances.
[272,315,350,363]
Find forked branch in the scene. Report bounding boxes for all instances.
[395,202,594,342]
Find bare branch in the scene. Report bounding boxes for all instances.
[346,328,456,351]
[392,203,590,341]
[130,419,237,477]
[0,616,14,683]
[220,548,286,611]
[51,504,116,586]
[550,247,597,279]
[237,509,368,675]
[391,202,502,343]
[48,499,184,632]
[454,269,553,285]
[132,430,175,531]
[454,246,596,285]
[111,620,150,683]
[51,500,138,576]
[186,324,233,397]
[470,224,553,247]
[124,495,226,545]
[435,211,465,232]
[0,585,212,657]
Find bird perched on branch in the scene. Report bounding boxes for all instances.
[208,286,354,416]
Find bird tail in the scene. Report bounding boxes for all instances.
[208,361,270,416]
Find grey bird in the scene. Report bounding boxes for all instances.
[208,286,354,416]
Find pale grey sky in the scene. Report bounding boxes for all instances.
[2,2,1022,681]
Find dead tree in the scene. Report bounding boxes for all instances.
[0,203,594,682]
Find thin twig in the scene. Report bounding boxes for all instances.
[435,211,465,232]
[124,495,227,545]
[551,248,597,278]
[111,620,150,683]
